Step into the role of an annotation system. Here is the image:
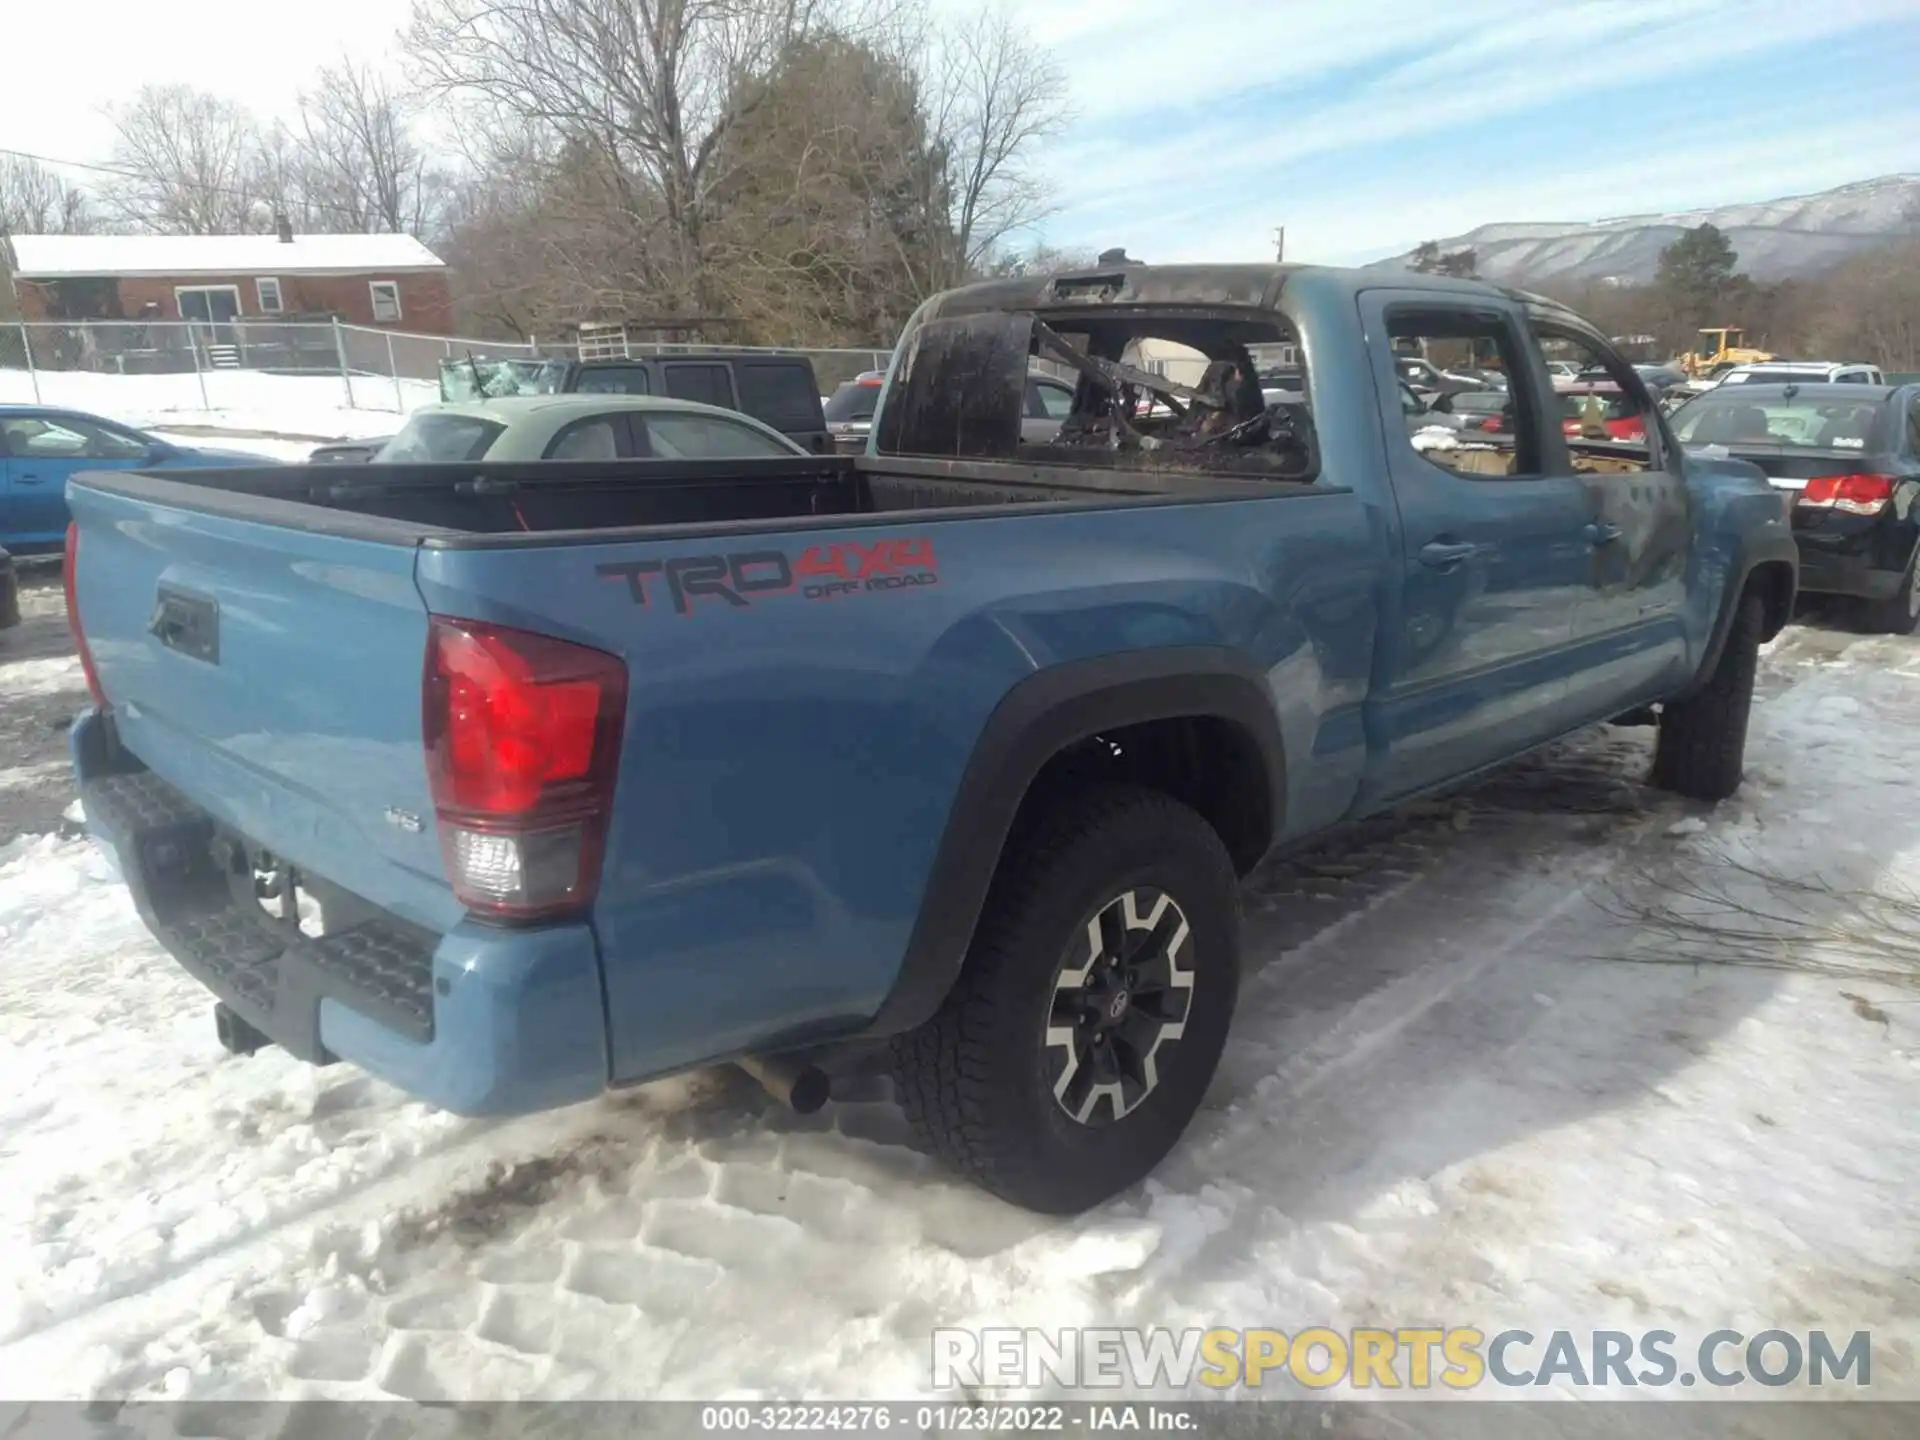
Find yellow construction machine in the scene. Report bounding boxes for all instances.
[1678,327,1774,380]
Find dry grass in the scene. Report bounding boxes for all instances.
[1593,848,1920,989]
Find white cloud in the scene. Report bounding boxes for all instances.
[1148,117,1920,266]
[11,0,1917,289]
[0,0,411,166]
[1029,0,1920,262]
[1010,0,1456,123]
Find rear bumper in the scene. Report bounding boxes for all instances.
[1796,550,1905,601]
[72,710,609,1116]
[1793,520,1916,601]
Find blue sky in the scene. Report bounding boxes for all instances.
[7,0,1920,269]
[1021,0,1920,264]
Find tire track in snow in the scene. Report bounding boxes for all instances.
[0,626,1878,1401]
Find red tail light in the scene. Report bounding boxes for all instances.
[423,617,627,920]
[63,523,109,710]
[1799,473,1895,516]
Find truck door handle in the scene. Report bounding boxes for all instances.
[1585,522,1623,545]
[1419,540,1479,569]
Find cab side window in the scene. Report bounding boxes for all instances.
[1386,308,1540,479]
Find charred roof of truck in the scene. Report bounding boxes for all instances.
[922,263,1557,322]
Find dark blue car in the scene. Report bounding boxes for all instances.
[0,405,259,553]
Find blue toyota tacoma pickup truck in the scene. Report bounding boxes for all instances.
[64,265,1795,1213]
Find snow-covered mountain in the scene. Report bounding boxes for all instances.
[1378,174,1920,286]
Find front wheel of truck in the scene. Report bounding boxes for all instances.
[1652,592,1763,802]
[892,783,1240,1214]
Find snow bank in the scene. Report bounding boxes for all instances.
[0,630,1917,1403]
[0,367,430,438]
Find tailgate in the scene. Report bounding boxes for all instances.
[68,481,456,932]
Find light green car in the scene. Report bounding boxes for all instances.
[373,394,807,464]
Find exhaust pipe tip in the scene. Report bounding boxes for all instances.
[738,1054,831,1114]
[214,1002,270,1056]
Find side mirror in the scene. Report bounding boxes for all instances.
[144,441,175,464]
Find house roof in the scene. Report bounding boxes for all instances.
[6,233,445,279]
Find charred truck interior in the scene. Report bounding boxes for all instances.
[874,307,1320,482]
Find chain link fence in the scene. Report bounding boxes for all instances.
[2,320,893,415]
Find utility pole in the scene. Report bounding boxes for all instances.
[1273,226,1286,262]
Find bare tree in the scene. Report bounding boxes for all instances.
[698,31,945,342]
[441,127,661,336]
[912,8,1068,288]
[413,0,1065,339]
[249,124,322,234]
[1811,241,1920,372]
[0,154,93,235]
[407,0,829,313]
[297,59,447,236]
[104,85,265,234]
[984,242,1095,277]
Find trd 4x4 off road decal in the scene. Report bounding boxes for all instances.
[599,537,939,616]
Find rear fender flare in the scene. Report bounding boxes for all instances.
[1676,535,1797,701]
[861,646,1287,1038]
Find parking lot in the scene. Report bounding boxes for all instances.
[4,593,1916,1408]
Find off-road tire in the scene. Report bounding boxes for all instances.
[1861,554,1920,636]
[892,783,1240,1213]
[1651,592,1763,802]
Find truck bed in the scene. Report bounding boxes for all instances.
[65,442,1365,1114]
[72,453,1319,548]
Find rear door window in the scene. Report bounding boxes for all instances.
[1027,378,1075,419]
[734,362,821,433]
[542,416,629,460]
[376,413,505,462]
[640,413,796,458]
[1387,309,1544,477]
[662,363,736,410]
[572,366,651,395]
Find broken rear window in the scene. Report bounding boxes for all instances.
[872,308,1317,483]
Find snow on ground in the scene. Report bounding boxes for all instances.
[0,617,1917,1414]
[1,366,429,441]
[148,431,325,464]
[0,653,83,699]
